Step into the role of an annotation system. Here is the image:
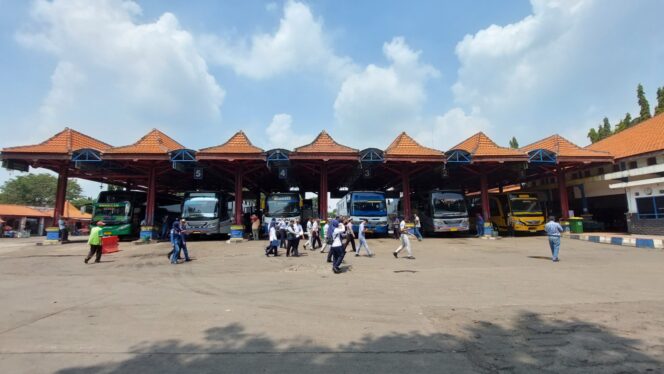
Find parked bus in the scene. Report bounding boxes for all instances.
[487,192,545,233]
[262,192,302,231]
[411,189,469,234]
[91,190,180,238]
[181,191,233,236]
[336,191,389,235]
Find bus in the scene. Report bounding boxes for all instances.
[411,190,469,234]
[180,191,233,236]
[336,191,389,235]
[487,193,545,233]
[91,190,180,238]
[262,192,302,231]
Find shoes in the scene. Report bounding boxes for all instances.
[332,267,341,274]
[552,258,560,262]
[185,259,192,262]
[405,256,415,260]
[393,252,398,259]
[94,260,101,263]
[84,257,90,264]
[355,254,359,257]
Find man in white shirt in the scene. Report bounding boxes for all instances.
[393,218,414,259]
[356,219,373,257]
[303,218,313,249]
[343,218,356,253]
[413,214,423,241]
[331,221,346,273]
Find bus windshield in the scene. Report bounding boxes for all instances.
[93,202,130,224]
[182,197,218,219]
[432,192,467,217]
[352,194,386,216]
[267,196,300,217]
[510,199,542,215]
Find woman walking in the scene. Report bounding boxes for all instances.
[330,221,346,274]
[266,220,279,256]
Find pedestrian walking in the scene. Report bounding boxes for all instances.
[475,213,485,237]
[303,218,313,249]
[170,219,191,264]
[286,220,301,257]
[544,216,564,262]
[321,218,336,254]
[343,218,357,252]
[393,218,414,259]
[278,219,288,248]
[356,219,373,257]
[251,214,261,240]
[266,220,279,256]
[84,221,105,264]
[330,221,346,273]
[413,214,423,241]
[392,216,400,239]
[58,217,69,242]
[311,218,322,249]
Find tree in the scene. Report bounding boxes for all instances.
[587,128,599,143]
[637,83,651,122]
[0,173,83,207]
[70,197,94,209]
[615,113,632,133]
[509,137,519,149]
[655,86,664,116]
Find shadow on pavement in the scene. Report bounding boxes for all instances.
[55,312,663,373]
[527,256,553,260]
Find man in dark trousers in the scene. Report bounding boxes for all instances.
[85,221,105,264]
[343,218,356,253]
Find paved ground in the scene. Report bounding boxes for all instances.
[0,235,663,373]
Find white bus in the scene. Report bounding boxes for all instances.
[412,189,469,234]
[181,191,233,236]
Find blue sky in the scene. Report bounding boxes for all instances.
[1,0,664,197]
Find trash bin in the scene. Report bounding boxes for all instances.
[569,217,583,233]
[230,225,244,239]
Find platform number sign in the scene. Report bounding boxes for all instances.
[363,168,371,178]
[278,167,288,179]
[194,167,204,180]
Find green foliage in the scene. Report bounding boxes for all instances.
[614,113,632,133]
[587,128,599,143]
[70,197,95,209]
[0,173,83,207]
[655,87,664,116]
[509,136,519,149]
[637,83,651,121]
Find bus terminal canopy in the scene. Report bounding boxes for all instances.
[0,127,614,224]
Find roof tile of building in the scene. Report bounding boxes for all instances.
[520,134,611,159]
[384,132,443,157]
[41,201,92,220]
[294,131,358,154]
[2,128,111,154]
[105,129,184,154]
[0,204,51,218]
[449,132,525,158]
[586,113,664,159]
[199,131,263,154]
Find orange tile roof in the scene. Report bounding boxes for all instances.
[449,132,526,158]
[0,204,51,218]
[2,128,111,154]
[105,129,184,154]
[199,131,263,154]
[384,132,443,158]
[586,113,664,159]
[294,131,358,154]
[520,134,611,160]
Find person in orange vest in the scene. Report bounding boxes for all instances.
[85,221,105,264]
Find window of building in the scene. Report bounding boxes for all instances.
[612,164,620,172]
[629,161,638,169]
[647,157,657,166]
[620,162,626,171]
[636,196,664,219]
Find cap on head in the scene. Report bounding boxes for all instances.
[97,221,105,226]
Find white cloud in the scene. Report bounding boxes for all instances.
[265,113,311,150]
[200,0,356,80]
[450,0,664,146]
[333,37,439,148]
[414,107,491,151]
[16,0,225,144]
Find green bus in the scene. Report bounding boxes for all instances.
[91,191,180,238]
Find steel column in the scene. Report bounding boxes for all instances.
[53,164,69,222]
[145,166,156,226]
[480,173,490,221]
[234,169,244,225]
[557,167,570,219]
[401,168,411,219]
[319,163,328,220]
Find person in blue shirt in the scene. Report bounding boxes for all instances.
[170,219,191,264]
[475,213,485,237]
[544,216,564,262]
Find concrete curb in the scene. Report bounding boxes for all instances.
[568,234,664,249]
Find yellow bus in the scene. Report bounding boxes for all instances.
[488,193,545,233]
